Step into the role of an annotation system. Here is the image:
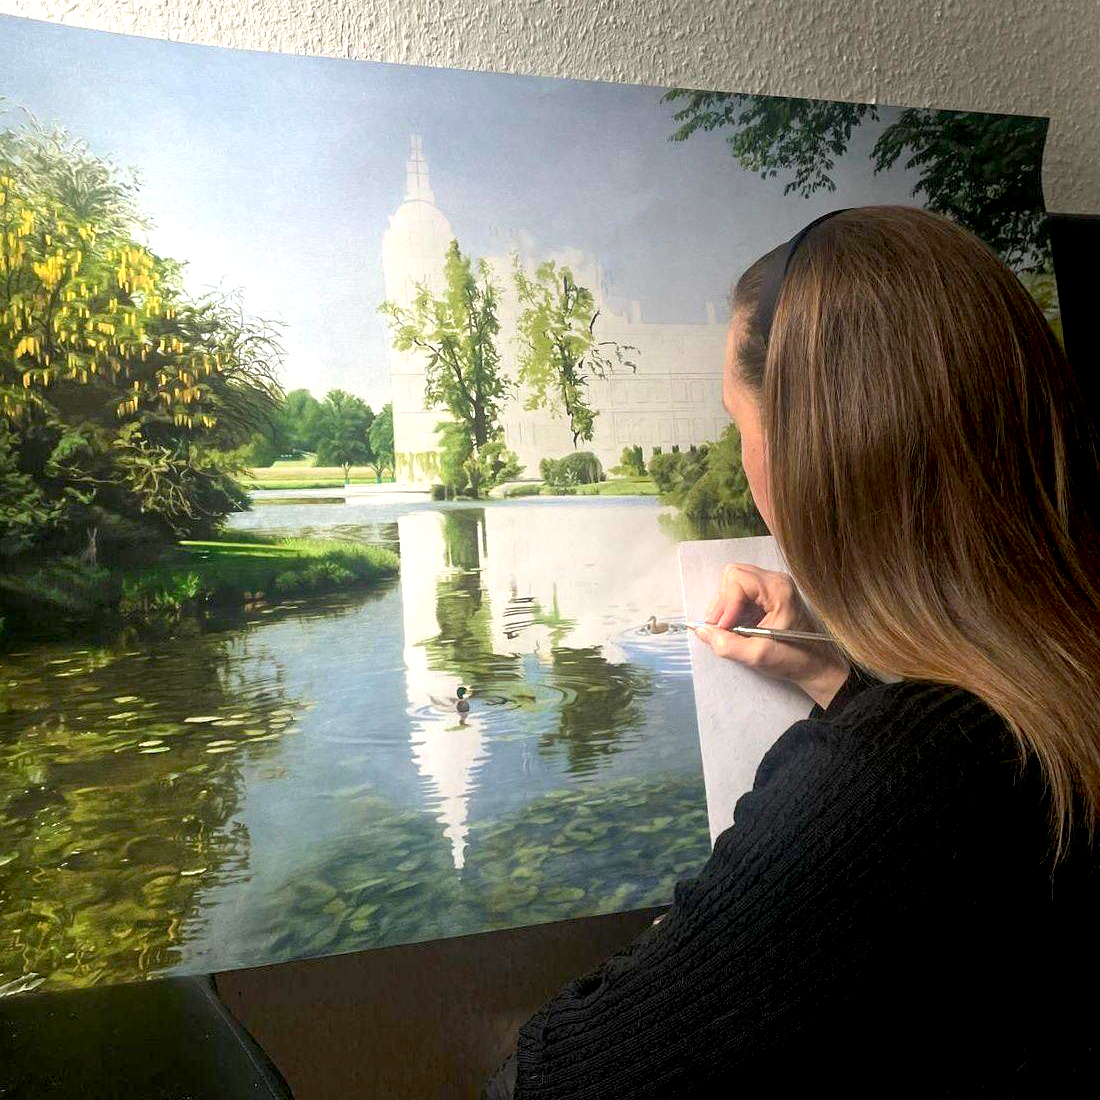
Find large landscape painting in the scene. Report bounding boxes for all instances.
[0,15,1055,992]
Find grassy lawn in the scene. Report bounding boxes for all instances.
[244,480,376,490]
[535,477,659,497]
[500,477,658,499]
[585,477,659,496]
[128,535,399,607]
[243,457,394,491]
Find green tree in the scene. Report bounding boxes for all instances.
[611,444,646,477]
[662,92,1050,269]
[380,240,509,497]
[649,423,766,532]
[0,111,282,557]
[313,390,374,485]
[280,388,324,454]
[513,258,638,445]
[434,420,469,498]
[240,431,281,468]
[0,422,64,555]
[240,389,325,469]
[368,403,395,482]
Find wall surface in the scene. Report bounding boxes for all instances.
[1,0,1097,213]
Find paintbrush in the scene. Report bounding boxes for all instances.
[684,621,834,643]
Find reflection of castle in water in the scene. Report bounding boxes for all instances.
[383,136,730,484]
[398,503,687,870]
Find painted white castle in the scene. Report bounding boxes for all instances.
[383,136,731,485]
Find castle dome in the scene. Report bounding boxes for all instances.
[382,135,454,308]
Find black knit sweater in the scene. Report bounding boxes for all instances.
[499,669,1099,1097]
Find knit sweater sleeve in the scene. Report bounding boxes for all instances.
[513,681,1008,1099]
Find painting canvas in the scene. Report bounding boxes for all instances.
[0,15,1055,993]
[677,536,814,843]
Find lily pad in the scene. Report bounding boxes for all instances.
[543,886,586,904]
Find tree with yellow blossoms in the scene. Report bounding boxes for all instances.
[0,110,282,557]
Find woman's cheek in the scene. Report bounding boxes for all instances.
[742,441,771,526]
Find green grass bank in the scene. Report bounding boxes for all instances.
[499,477,659,499]
[0,534,399,642]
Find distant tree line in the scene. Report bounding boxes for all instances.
[242,390,395,485]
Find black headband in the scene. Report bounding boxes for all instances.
[752,208,850,345]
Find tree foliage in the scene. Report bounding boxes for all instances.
[434,418,521,498]
[513,258,637,445]
[313,390,374,484]
[611,444,646,478]
[381,240,510,497]
[434,419,471,498]
[280,388,324,454]
[664,93,875,199]
[663,91,1050,269]
[650,423,765,530]
[368,402,395,481]
[0,110,282,558]
[539,451,604,489]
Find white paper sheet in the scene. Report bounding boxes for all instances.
[678,535,814,843]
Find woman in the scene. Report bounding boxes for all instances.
[483,206,1100,1097]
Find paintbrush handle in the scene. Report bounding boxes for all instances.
[732,625,834,642]
[685,621,833,643]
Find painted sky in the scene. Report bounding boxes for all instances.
[1,15,927,409]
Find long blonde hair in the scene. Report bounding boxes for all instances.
[733,205,1100,864]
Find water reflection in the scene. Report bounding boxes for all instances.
[540,647,652,776]
[0,615,319,991]
[399,502,691,870]
[1,496,712,990]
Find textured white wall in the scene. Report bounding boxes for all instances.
[2,0,1097,212]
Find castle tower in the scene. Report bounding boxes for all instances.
[382,136,455,483]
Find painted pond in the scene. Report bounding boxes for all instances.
[0,491,716,993]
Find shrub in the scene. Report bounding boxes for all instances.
[475,438,523,490]
[118,572,203,617]
[241,431,281,468]
[503,483,541,498]
[649,423,767,530]
[610,444,646,478]
[540,451,604,488]
[0,557,115,628]
[272,570,302,594]
[648,451,685,494]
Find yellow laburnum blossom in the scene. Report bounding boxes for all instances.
[14,335,39,358]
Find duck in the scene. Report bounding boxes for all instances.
[645,615,670,634]
[429,687,473,715]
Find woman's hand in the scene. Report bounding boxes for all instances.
[693,562,849,708]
